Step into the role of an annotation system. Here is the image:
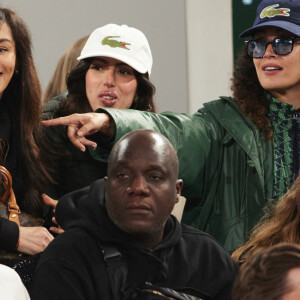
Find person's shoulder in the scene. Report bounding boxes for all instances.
[197,97,251,131]
[179,224,238,277]
[39,228,92,263]
[200,97,238,113]
[181,223,230,254]
[42,90,68,117]
[181,223,216,240]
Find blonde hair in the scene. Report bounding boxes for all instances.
[232,175,300,264]
[43,35,89,103]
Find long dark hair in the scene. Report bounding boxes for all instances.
[0,8,52,216]
[231,46,272,139]
[54,59,156,117]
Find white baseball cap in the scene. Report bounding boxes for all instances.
[77,24,153,75]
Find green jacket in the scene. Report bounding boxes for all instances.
[42,93,108,198]
[89,97,273,253]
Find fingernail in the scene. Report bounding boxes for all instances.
[80,147,86,152]
[77,131,83,137]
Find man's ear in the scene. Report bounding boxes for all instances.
[175,179,183,203]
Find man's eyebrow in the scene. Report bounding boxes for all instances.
[148,164,167,173]
[113,160,129,168]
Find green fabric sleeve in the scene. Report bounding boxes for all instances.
[88,108,220,201]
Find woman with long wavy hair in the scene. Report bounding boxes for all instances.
[0,8,53,257]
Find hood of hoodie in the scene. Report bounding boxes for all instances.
[55,178,182,251]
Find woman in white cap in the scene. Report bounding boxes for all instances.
[43,0,300,252]
[42,24,156,204]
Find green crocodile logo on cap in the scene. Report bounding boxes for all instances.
[101,36,131,50]
[260,4,290,18]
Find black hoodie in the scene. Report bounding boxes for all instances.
[30,179,238,300]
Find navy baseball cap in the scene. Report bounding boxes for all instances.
[240,0,300,37]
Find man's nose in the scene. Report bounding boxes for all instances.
[127,176,149,195]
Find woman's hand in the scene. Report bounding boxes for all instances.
[42,112,115,152]
[17,226,54,255]
[42,194,64,235]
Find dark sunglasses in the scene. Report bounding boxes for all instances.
[245,36,300,58]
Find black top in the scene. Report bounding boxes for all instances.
[30,179,238,300]
[0,105,23,250]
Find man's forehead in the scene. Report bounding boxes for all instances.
[114,148,165,165]
[108,131,178,175]
[110,143,170,173]
[116,136,166,158]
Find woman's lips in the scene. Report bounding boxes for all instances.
[262,63,282,74]
[98,91,118,107]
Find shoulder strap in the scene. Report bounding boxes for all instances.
[98,242,128,300]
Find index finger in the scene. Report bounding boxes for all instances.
[42,115,79,127]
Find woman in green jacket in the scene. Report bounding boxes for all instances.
[43,0,300,253]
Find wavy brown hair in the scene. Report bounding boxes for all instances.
[231,46,272,139]
[0,8,52,216]
[232,243,300,300]
[54,59,156,117]
[231,175,300,264]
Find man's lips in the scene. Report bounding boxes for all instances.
[126,203,152,212]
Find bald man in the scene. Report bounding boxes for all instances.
[30,130,237,300]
